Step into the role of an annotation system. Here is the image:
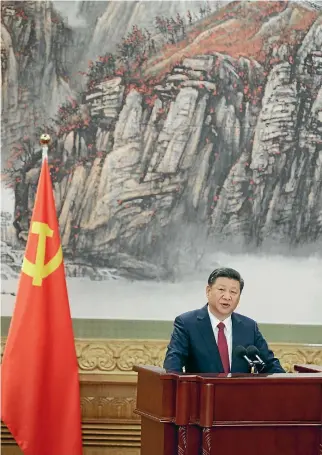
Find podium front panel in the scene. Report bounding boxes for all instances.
[212,382,321,422]
[202,426,320,455]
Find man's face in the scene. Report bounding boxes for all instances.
[206,277,241,320]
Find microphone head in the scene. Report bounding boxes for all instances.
[234,345,247,358]
[246,345,260,358]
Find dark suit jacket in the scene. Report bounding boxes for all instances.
[163,305,285,374]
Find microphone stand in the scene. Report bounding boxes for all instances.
[251,360,265,374]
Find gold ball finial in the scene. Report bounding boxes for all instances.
[40,133,51,145]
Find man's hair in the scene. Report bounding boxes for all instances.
[207,267,244,293]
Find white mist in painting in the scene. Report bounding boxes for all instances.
[2,252,322,325]
[1,185,15,214]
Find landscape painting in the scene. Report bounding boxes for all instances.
[1,0,322,322]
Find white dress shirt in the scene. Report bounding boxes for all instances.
[207,306,233,367]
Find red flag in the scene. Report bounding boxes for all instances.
[1,157,82,455]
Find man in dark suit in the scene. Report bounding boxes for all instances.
[163,267,285,374]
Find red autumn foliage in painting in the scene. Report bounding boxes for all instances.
[3,0,319,195]
[86,53,116,90]
[58,1,319,114]
[144,2,318,81]
[55,99,90,136]
[2,131,54,190]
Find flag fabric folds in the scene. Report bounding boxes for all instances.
[1,156,83,455]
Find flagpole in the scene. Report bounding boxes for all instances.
[42,145,48,161]
[39,134,51,162]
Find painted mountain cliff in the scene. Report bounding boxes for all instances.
[1,1,74,157]
[1,1,322,280]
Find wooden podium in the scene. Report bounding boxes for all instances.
[134,365,322,455]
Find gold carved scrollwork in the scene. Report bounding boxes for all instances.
[116,343,167,371]
[74,340,322,374]
[1,338,321,374]
[80,396,138,420]
[117,346,154,371]
[76,342,116,371]
[273,345,322,373]
[75,340,168,372]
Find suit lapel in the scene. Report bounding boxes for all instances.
[231,312,244,373]
[196,305,224,373]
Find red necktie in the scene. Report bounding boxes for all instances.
[217,322,230,373]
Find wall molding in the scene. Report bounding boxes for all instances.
[1,338,321,374]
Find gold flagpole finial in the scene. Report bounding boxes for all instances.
[39,134,51,161]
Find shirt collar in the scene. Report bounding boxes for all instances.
[207,305,232,331]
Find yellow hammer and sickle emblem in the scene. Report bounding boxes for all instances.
[22,221,63,286]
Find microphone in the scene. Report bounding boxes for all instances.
[234,345,255,369]
[246,346,266,369]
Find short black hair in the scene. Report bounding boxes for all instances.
[208,267,244,292]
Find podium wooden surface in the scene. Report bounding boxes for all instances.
[134,365,322,455]
[294,364,322,373]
